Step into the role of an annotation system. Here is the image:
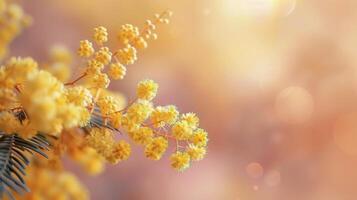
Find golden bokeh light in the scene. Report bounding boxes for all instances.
[246,162,264,179]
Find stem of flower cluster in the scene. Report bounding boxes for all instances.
[64,73,87,86]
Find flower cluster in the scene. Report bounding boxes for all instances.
[86,128,131,164]
[16,166,88,200]
[0,57,92,136]
[74,10,173,87]
[89,79,209,171]
[0,6,208,200]
[0,0,32,60]
[44,45,73,82]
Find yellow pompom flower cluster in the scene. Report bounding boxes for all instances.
[0,0,32,60]
[150,105,179,127]
[108,62,126,80]
[78,40,94,57]
[44,45,72,82]
[79,78,207,171]
[97,95,121,115]
[118,24,139,44]
[118,10,173,50]
[0,57,93,136]
[16,166,88,200]
[170,151,191,171]
[93,26,108,45]
[47,129,106,177]
[20,70,90,133]
[142,11,172,41]
[129,126,153,145]
[65,86,93,107]
[144,136,168,160]
[126,100,154,124]
[186,145,206,161]
[71,10,173,90]
[169,115,208,171]
[106,140,131,164]
[71,146,105,175]
[172,120,193,140]
[137,79,158,101]
[86,128,131,164]
[117,44,137,65]
[89,78,208,171]
[94,47,112,65]
[0,7,207,199]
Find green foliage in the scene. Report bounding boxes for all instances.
[0,133,49,200]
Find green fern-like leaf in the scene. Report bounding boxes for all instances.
[0,133,49,200]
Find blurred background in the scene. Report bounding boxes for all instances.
[10,0,357,199]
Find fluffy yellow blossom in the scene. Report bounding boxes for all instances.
[19,166,89,200]
[132,36,148,49]
[121,114,140,132]
[150,105,179,127]
[126,100,153,124]
[0,2,31,61]
[94,47,112,65]
[20,69,63,100]
[0,9,208,199]
[108,62,126,80]
[86,128,115,158]
[117,24,139,44]
[109,112,123,129]
[46,62,70,82]
[171,120,193,140]
[4,57,38,85]
[106,140,131,164]
[170,151,191,171]
[78,107,91,127]
[7,4,23,20]
[0,0,5,14]
[85,158,105,175]
[92,72,110,88]
[129,126,153,145]
[181,112,199,129]
[186,145,206,161]
[65,86,93,107]
[145,136,168,160]
[50,45,72,64]
[93,26,108,44]
[0,111,21,134]
[78,40,94,57]
[0,88,16,109]
[59,104,84,128]
[19,70,68,134]
[97,95,120,115]
[58,105,89,129]
[71,147,105,175]
[86,59,104,75]
[190,128,208,147]
[15,67,89,132]
[137,79,158,101]
[117,44,137,65]
[97,89,127,110]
